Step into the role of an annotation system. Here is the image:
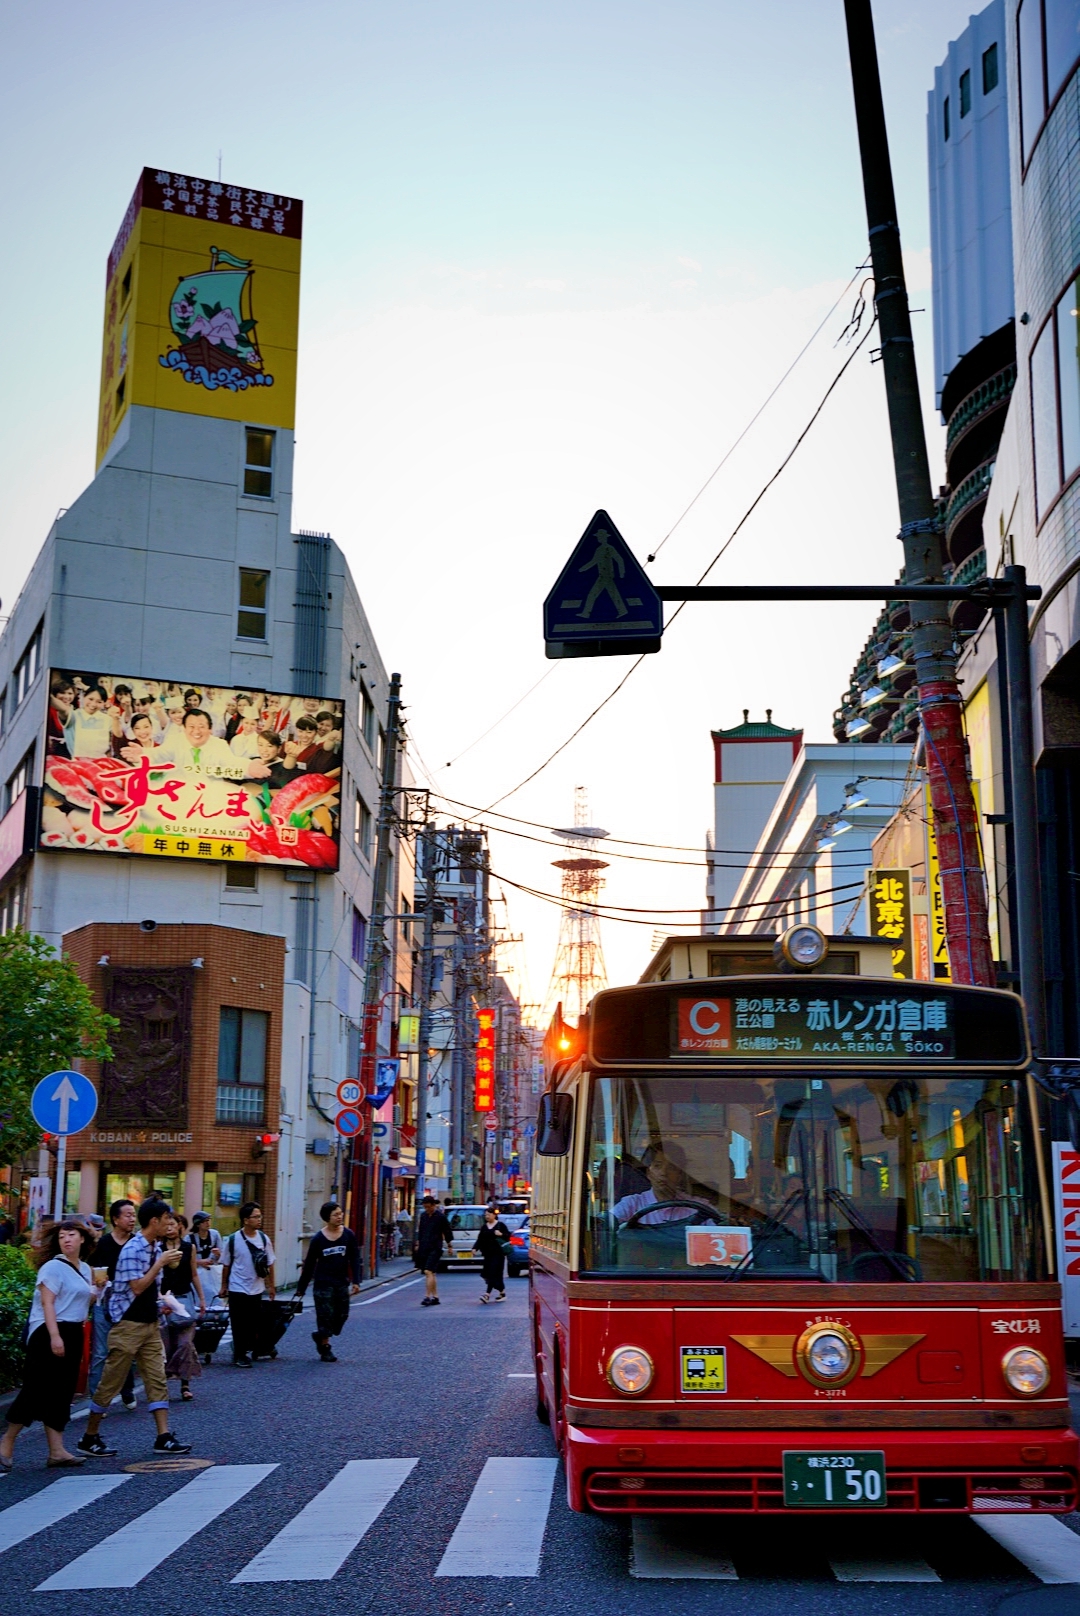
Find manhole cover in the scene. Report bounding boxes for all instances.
[124,1457,215,1474]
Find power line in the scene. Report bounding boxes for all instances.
[646,260,870,564]
[481,311,880,813]
[491,868,867,927]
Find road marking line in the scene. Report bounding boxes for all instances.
[232,1458,418,1582]
[0,1476,131,1556]
[630,1517,737,1579]
[830,1554,940,1582]
[355,1278,423,1305]
[976,1515,1080,1583]
[36,1463,276,1589]
[435,1457,558,1577]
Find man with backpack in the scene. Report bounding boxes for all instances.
[220,1202,275,1368]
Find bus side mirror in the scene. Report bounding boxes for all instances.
[537,1093,573,1156]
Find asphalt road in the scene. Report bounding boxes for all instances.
[3,1269,1080,1616]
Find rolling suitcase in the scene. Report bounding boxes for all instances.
[252,1297,303,1360]
[193,1304,230,1365]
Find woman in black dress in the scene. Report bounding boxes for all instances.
[159,1212,205,1400]
[473,1208,511,1303]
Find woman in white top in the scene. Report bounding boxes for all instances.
[0,1219,100,1470]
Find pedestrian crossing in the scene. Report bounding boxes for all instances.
[2,1459,1080,1587]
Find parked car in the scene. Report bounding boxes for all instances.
[442,1206,489,1267]
[506,1217,530,1278]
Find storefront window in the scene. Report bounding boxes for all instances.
[1031,315,1061,519]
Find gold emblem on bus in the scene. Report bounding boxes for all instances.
[731,1332,924,1382]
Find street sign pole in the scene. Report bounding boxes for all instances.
[53,1135,66,1222]
[30,1070,99,1224]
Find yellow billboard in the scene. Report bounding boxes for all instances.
[97,169,302,465]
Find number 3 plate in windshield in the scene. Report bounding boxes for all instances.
[782,1451,887,1507]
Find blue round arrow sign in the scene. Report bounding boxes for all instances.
[31,1070,98,1137]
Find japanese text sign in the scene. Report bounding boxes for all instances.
[475,1008,496,1112]
[869,867,913,979]
[675,991,954,1059]
[1052,1142,1080,1335]
[42,670,342,871]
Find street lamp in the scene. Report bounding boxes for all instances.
[845,715,872,738]
[860,684,889,709]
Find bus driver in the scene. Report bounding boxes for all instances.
[611,1142,712,1226]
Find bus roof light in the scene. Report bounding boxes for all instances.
[774,924,829,972]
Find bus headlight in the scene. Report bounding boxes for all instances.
[1002,1346,1050,1397]
[606,1346,654,1395]
[796,1321,862,1388]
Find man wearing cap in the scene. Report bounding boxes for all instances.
[413,1196,454,1307]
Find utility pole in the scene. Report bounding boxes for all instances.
[843,0,995,989]
[413,823,438,1237]
[355,672,403,1274]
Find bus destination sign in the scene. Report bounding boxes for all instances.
[676,991,954,1060]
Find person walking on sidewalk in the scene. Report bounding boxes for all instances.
[220,1202,275,1367]
[0,1219,100,1470]
[87,1198,138,1412]
[414,1195,454,1307]
[78,1198,192,1458]
[295,1201,360,1361]
[474,1207,511,1303]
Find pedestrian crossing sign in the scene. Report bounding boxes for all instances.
[543,510,663,659]
[680,1345,726,1394]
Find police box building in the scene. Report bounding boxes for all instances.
[0,169,408,1280]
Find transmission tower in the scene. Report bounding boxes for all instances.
[544,786,609,1026]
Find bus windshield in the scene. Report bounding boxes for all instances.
[581,1072,1045,1281]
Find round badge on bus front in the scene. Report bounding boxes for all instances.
[795,1321,863,1389]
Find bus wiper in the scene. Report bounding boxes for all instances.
[824,1186,920,1281]
[722,1189,807,1280]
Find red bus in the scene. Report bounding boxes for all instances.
[529,959,1078,1516]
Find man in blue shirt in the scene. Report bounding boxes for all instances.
[78,1198,193,1457]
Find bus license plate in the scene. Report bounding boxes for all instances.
[782,1451,887,1508]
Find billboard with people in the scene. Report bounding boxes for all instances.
[42,672,343,871]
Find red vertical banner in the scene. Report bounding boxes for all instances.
[475,1009,496,1111]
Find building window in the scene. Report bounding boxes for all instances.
[360,685,376,749]
[5,746,34,815]
[216,1006,268,1124]
[983,41,999,94]
[355,793,372,858]
[351,907,366,965]
[0,873,27,935]
[237,568,269,640]
[225,863,259,891]
[243,429,274,498]
[1030,272,1080,521]
[377,725,387,775]
[0,689,6,740]
[12,624,42,711]
[959,68,972,117]
[1018,0,1080,167]
[943,94,950,140]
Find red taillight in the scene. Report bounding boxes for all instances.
[511,1235,525,1247]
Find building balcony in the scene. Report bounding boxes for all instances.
[945,363,1016,482]
[945,458,995,565]
[947,546,988,633]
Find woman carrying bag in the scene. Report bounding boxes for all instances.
[473,1207,511,1303]
[159,1212,205,1400]
[0,1219,101,1469]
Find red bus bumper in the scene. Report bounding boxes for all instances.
[565,1423,1080,1515]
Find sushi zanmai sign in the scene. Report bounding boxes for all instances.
[41,671,342,872]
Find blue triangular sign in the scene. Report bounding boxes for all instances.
[543,511,663,659]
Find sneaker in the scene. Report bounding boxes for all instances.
[77,1433,118,1458]
[494,1292,506,1302]
[420,1298,433,1307]
[319,1348,338,1363]
[153,1432,192,1455]
[121,1393,137,1411]
[479,1294,489,1304]
[431,1297,441,1305]
[233,1354,253,1367]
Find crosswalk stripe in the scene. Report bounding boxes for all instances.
[0,1475,131,1556]
[976,1515,1080,1583]
[630,1518,737,1579]
[435,1457,559,1577]
[35,1463,276,1589]
[829,1554,940,1582]
[231,1459,417,1582]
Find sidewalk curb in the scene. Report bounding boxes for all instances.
[0,1261,419,1422]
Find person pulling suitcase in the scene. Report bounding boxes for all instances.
[294,1202,360,1361]
[219,1202,275,1368]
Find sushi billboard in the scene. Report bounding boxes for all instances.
[97,168,303,466]
[41,672,342,872]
